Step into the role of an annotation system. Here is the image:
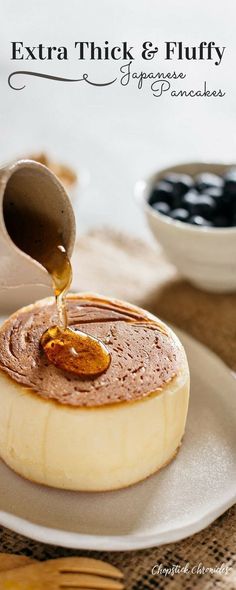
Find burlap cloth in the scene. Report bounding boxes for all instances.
[0,228,235,589]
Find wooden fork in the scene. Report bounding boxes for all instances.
[0,553,35,572]
[0,556,124,589]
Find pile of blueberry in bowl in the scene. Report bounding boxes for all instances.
[148,169,236,228]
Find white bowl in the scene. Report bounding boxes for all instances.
[135,162,236,293]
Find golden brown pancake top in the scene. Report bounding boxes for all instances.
[0,295,183,406]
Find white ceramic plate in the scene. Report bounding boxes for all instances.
[0,325,235,551]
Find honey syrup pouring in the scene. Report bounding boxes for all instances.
[3,204,111,377]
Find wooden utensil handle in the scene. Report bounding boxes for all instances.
[0,566,40,589]
[0,554,34,572]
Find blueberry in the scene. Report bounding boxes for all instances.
[183,192,216,219]
[231,213,236,226]
[224,168,236,181]
[149,180,173,206]
[169,208,189,222]
[213,215,230,227]
[229,206,236,225]
[203,186,226,213]
[189,215,213,227]
[224,168,236,197]
[195,194,217,219]
[152,201,170,215]
[220,192,236,217]
[195,172,223,192]
[182,190,199,214]
[161,173,193,204]
[204,186,222,199]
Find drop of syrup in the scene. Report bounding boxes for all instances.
[3,204,111,377]
[41,325,111,376]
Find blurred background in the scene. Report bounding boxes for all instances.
[1,0,235,240]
